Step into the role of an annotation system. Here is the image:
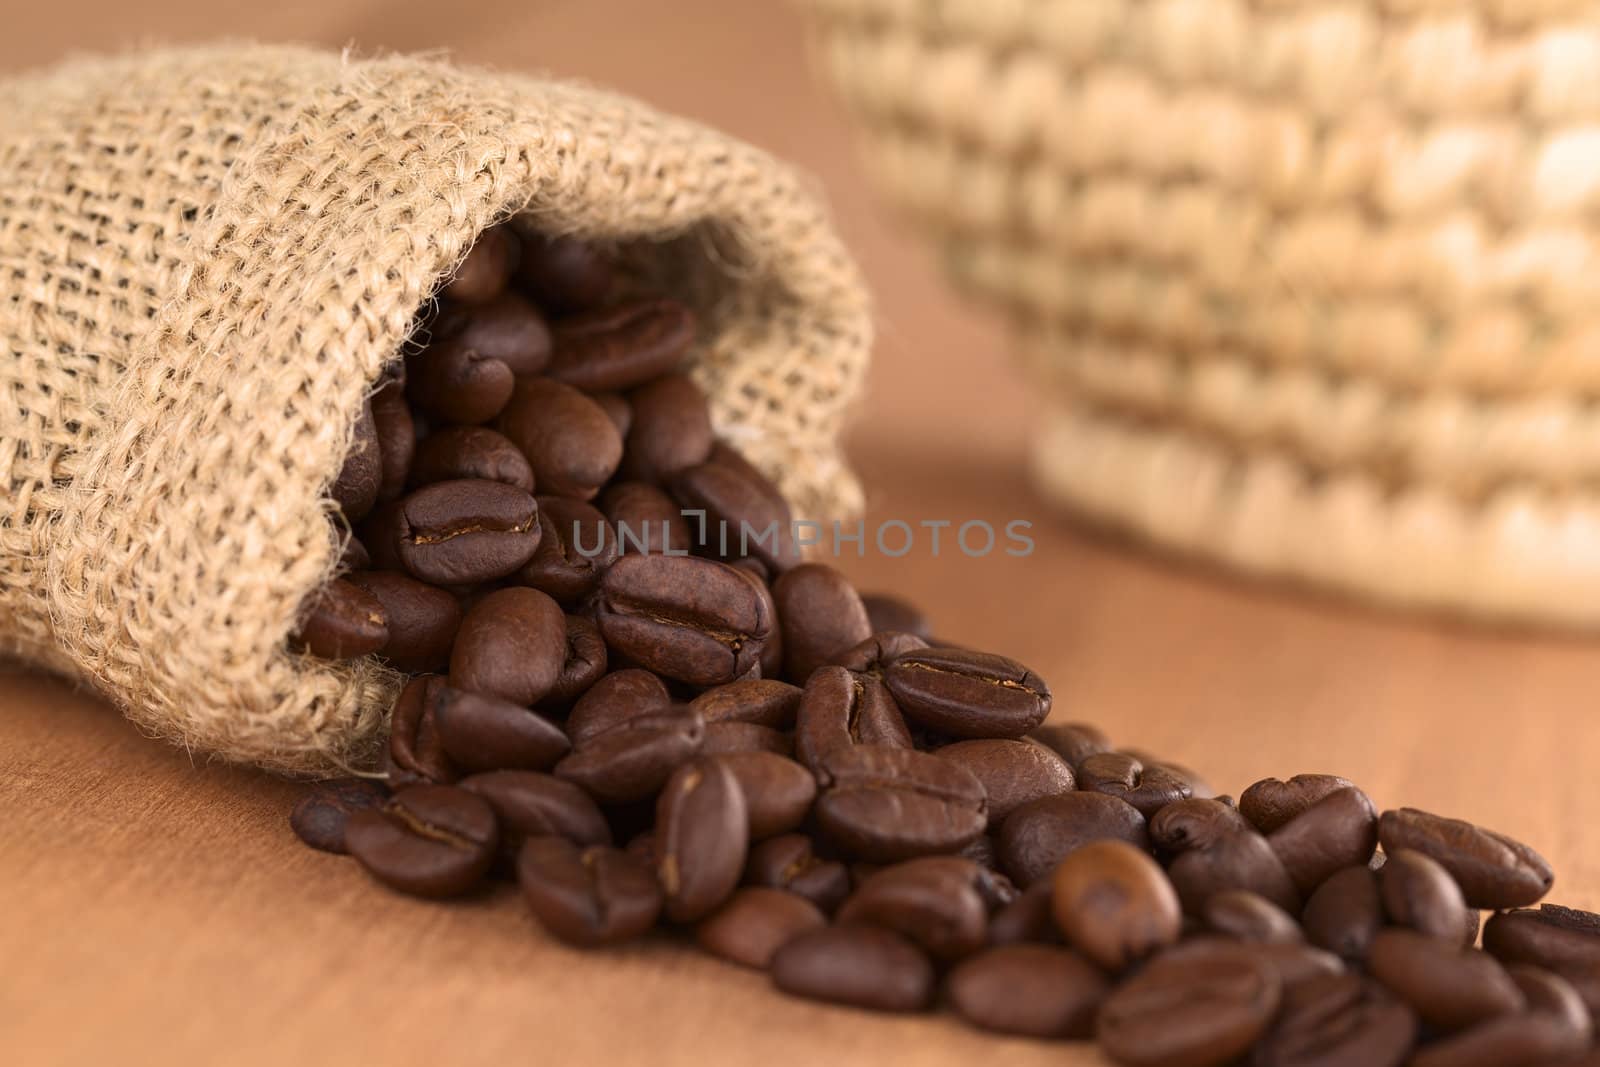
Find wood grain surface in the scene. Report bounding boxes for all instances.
[6,4,1600,1065]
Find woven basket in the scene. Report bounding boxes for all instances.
[805,0,1600,627]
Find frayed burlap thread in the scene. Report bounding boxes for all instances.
[0,45,870,772]
[804,0,1600,626]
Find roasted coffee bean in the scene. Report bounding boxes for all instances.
[1252,972,1417,1067]
[515,232,616,315]
[859,593,932,641]
[431,684,570,772]
[744,835,852,915]
[830,631,930,675]
[518,496,617,605]
[547,298,694,391]
[619,372,713,484]
[337,533,371,572]
[356,499,406,571]
[1512,964,1593,1034]
[771,563,873,685]
[1076,751,1193,818]
[689,678,802,729]
[496,377,623,501]
[457,770,610,848]
[410,427,535,492]
[395,479,540,585]
[1030,721,1112,769]
[1150,798,1254,856]
[839,857,990,960]
[291,577,388,660]
[695,888,827,969]
[540,615,609,708]
[656,758,748,923]
[1152,760,1217,801]
[1267,787,1378,896]
[443,225,516,304]
[345,785,498,898]
[290,778,389,854]
[601,480,692,555]
[1168,828,1302,916]
[794,667,913,772]
[624,830,658,868]
[1369,929,1526,1033]
[744,566,785,680]
[998,791,1150,887]
[1402,965,1595,1067]
[882,647,1050,740]
[1379,848,1471,944]
[813,745,987,862]
[407,340,516,425]
[771,924,935,1013]
[1302,865,1383,961]
[332,398,382,521]
[555,708,705,805]
[700,722,792,757]
[1378,808,1554,910]
[1096,940,1281,1067]
[564,669,673,745]
[595,554,771,687]
[431,290,551,377]
[371,381,415,501]
[449,587,568,706]
[958,832,1001,872]
[714,752,814,839]
[947,944,1108,1039]
[1164,936,1342,990]
[591,390,632,438]
[934,739,1075,823]
[1483,904,1600,1015]
[387,675,456,786]
[669,443,800,572]
[988,880,1063,946]
[517,837,662,947]
[1241,775,1359,834]
[1052,840,1181,972]
[345,570,462,673]
[1203,889,1305,945]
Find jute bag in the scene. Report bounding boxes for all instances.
[804,0,1600,627]
[0,45,870,772]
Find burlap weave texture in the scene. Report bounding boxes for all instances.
[0,45,870,772]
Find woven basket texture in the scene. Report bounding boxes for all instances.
[0,44,870,772]
[805,0,1600,626]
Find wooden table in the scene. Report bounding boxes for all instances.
[7,4,1600,1064]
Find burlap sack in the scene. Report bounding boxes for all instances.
[0,44,871,773]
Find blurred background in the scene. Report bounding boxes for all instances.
[6,3,1600,1064]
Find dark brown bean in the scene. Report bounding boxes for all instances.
[371,381,414,501]
[554,708,706,805]
[619,372,714,484]
[699,721,792,757]
[934,739,1075,823]
[515,232,616,315]
[1167,828,1302,916]
[591,390,632,438]
[496,377,623,500]
[601,480,692,555]
[1162,936,1342,991]
[1367,929,1525,1031]
[386,675,456,786]
[812,745,987,862]
[539,614,609,709]
[431,684,570,772]
[291,577,388,660]
[595,554,772,687]
[689,678,802,729]
[1483,904,1600,1016]
[331,398,381,521]
[1252,972,1417,1067]
[407,340,516,425]
[794,667,913,772]
[997,791,1150,888]
[882,647,1051,740]
[345,785,498,898]
[839,857,990,960]
[1029,721,1112,768]
[431,290,550,376]
[656,758,749,923]
[1302,865,1383,962]
[829,631,930,675]
[1379,848,1472,944]
[695,888,827,969]
[517,496,617,606]
[517,837,662,946]
[289,778,389,854]
[1150,797,1254,856]
[564,668,673,745]
[859,593,932,641]
[410,427,535,492]
[457,770,610,848]
[448,586,568,706]
[744,835,852,915]
[771,563,873,685]
[1096,940,1282,1067]
[1052,840,1181,971]
[443,226,515,304]
[1267,787,1379,896]
[1240,775,1359,834]
[946,945,1108,1039]
[714,752,815,840]
[770,924,935,1013]
[345,570,462,673]
[669,443,800,572]
[395,479,541,585]
[546,298,695,391]
[989,880,1063,946]
[1076,751,1193,818]
[1378,808,1554,910]
[1203,889,1305,945]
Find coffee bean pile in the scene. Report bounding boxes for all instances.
[292,225,1600,1066]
